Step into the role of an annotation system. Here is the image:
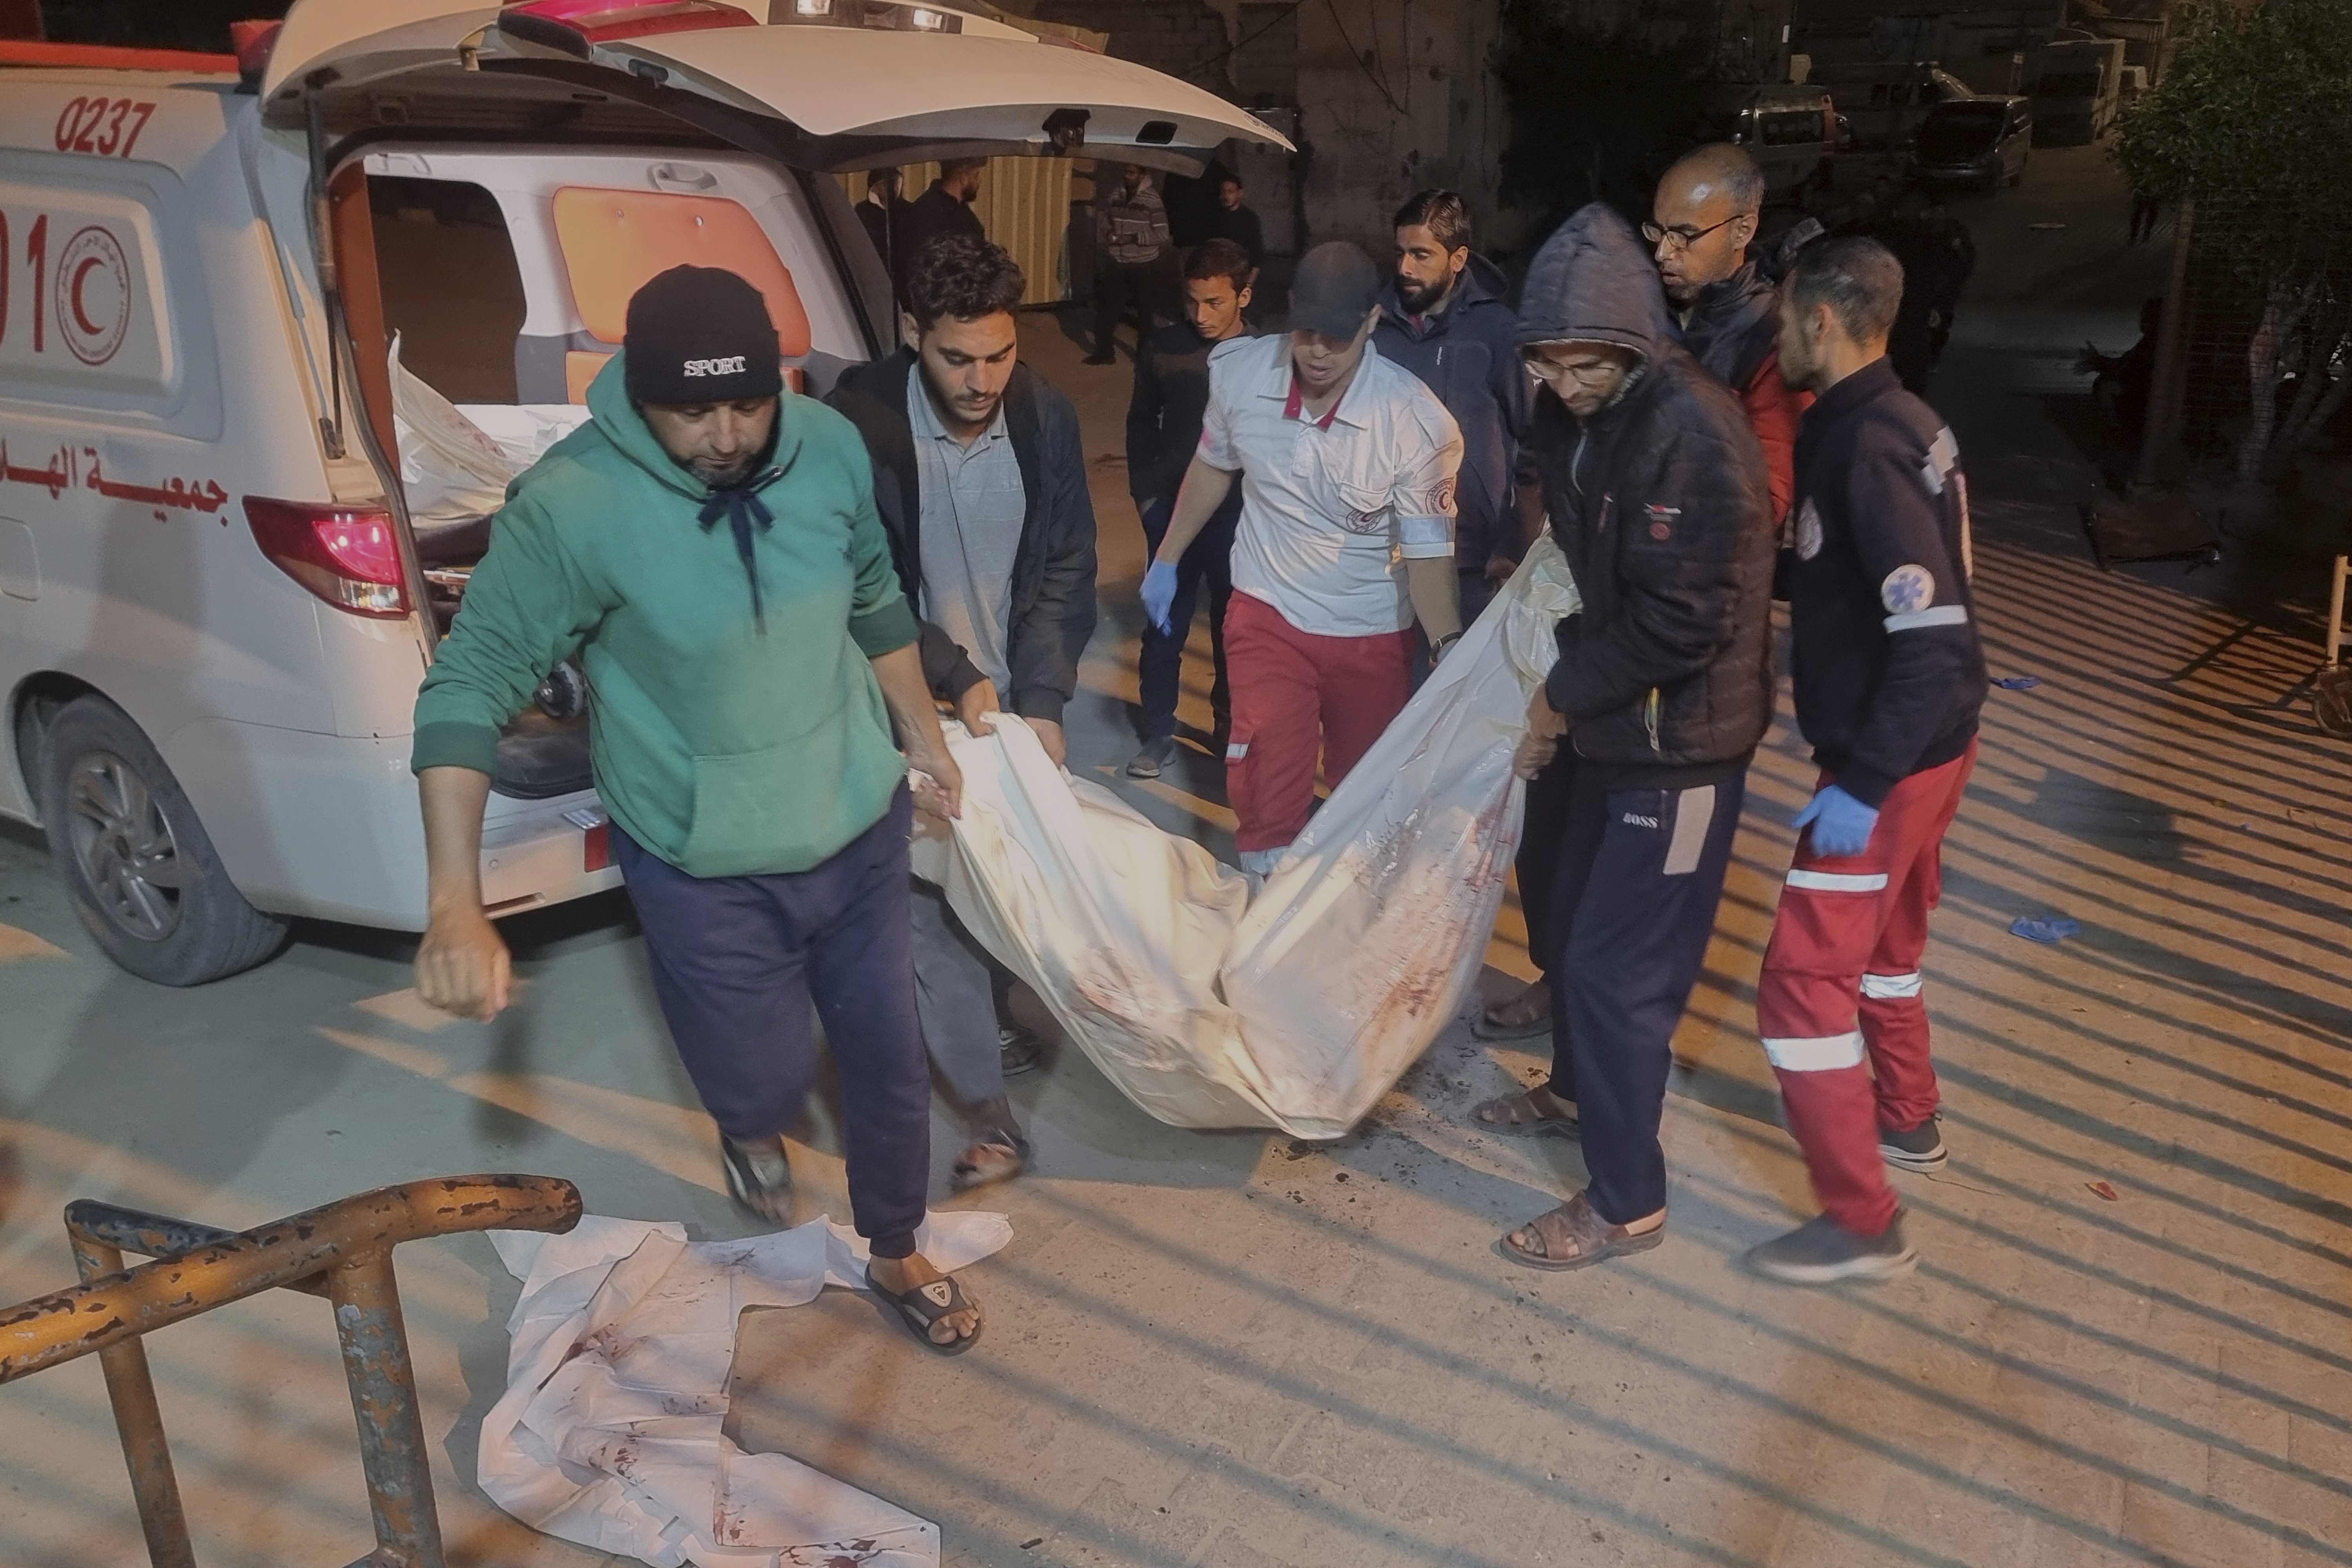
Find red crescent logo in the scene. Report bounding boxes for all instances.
[54,225,132,367]
[70,256,107,337]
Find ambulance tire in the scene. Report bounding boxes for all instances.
[39,696,289,986]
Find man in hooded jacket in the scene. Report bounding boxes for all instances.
[1485,205,1777,1271]
[1372,189,1534,628]
[1478,146,1809,1048]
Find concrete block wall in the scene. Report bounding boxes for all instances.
[1294,0,1515,258]
[1034,0,1518,263]
[1022,0,1239,98]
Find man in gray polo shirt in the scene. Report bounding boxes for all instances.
[831,234,1099,1192]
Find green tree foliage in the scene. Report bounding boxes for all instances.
[2118,0,2352,481]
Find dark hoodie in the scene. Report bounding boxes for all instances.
[1516,204,1776,778]
[1674,255,1808,523]
[1374,252,1532,572]
[1677,257,1780,396]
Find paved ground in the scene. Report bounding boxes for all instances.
[5,145,2350,1568]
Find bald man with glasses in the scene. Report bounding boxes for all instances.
[1646,143,1808,524]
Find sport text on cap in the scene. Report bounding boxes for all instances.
[623,265,784,406]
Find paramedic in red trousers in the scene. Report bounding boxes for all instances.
[409,266,983,1350]
[1743,236,1986,1283]
[1476,145,1805,1049]
[1142,241,1465,876]
[1488,204,1775,1271]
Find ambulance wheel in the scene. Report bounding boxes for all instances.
[39,696,288,985]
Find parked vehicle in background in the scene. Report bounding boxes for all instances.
[0,0,1284,985]
[1697,83,1838,204]
[1907,96,2033,190]
[1811,61,1976,151]
[2029,37,2128,144]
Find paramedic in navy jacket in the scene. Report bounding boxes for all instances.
[1745,236,1989,1286]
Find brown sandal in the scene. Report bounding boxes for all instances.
[1469,1086,1579,1137]
[1472,984,1554,1041]
[1499,1192,1664,1271]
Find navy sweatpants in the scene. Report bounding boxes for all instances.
[1544,767,1746,1226]
[1136,493,1237,740]
[612,786,931,1258]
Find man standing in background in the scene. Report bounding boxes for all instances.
[1123,238,1256,779]
[1212,173,1267,275]
[1088,163,1173,365]
[1373,189,1532,630]
[897,158,987,301]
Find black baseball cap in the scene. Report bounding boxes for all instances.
[1289,241,1381,340]
[622,265,783,405]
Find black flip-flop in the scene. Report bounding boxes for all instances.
[867,1265,984,1355]
[1469,1002,1554,1042]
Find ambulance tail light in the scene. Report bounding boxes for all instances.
[245,497,411,619]
[498,0,758,55]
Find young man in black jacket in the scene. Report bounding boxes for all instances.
[895,158,987,304]
[1123,238,1254,778]
[1483,204,1776,1271]
[828,235,1098,1191]
[1746,237,1987,1284]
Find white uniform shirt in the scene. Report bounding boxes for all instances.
[1198,335,1463,637]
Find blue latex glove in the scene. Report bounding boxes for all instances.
[1793,783,1880,858]
[1141,560,1179,635]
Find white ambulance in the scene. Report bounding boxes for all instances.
[0,0,1284,983]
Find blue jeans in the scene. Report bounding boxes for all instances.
[1136,492,1238,740]
[613,786,931,1257]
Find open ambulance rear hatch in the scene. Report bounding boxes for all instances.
[260,0,1293,173]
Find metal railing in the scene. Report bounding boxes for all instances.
[0,1174,583,1568]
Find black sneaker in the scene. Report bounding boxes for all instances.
[1125,735,1177,779]
[719,1134,793,1223]
[1743,1211,1916,1284]
[1878,1114,1947,1173]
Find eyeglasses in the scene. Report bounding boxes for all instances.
[1641,213,1747,251]
[1522,353,1624,388]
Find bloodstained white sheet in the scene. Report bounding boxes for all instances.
[479,1211,1011,1567]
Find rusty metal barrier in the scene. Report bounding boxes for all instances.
[0,1174,582,1568]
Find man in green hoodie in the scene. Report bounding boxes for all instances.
[409,266,982,1352]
